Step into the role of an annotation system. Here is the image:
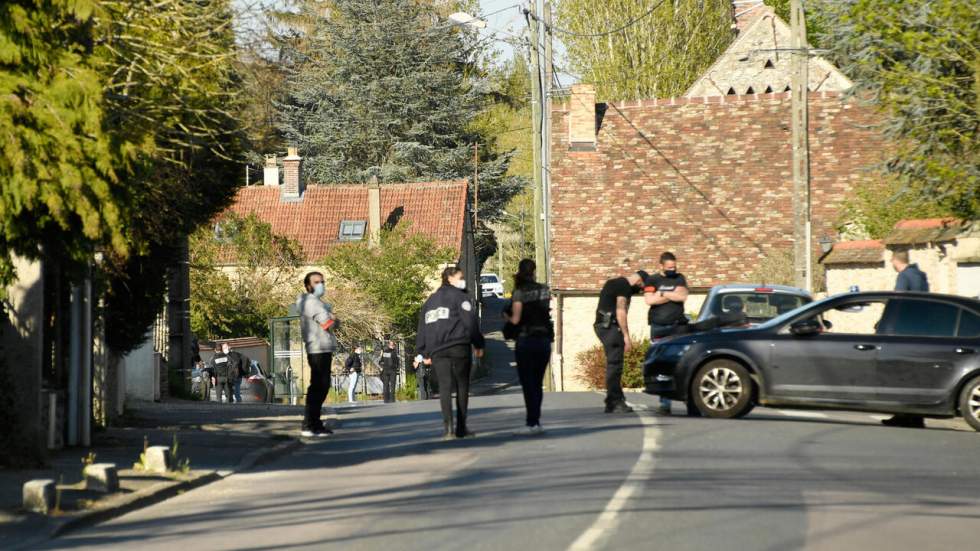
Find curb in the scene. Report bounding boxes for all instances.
[28,437,306,547]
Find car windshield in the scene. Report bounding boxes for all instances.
[755,294,841,330]
[480,275,498,284]
[710,292,808,322]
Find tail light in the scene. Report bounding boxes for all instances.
[754,287,774,293]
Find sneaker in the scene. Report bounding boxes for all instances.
[513,425,537,436]
[529,424,544,435]
[609,403,634,414]
[300,429,315,437]
[313,428,333,437]
[442,432,456,441]
[657,404,672,415]
[457,430,476,438]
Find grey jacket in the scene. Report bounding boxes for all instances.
[296,293,338,354]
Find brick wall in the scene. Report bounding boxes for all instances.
[549,91,887,291]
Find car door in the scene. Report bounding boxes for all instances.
[875,298,978,409]
[767,299,887,405]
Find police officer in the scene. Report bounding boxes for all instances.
[414,354,432,400]
[209,342,235,404]
[594,270,649,413]
[416,266,485,440]
[504,259,553,435]
[345,347,363,404]
[379,340,399,403]
[643,252,689,415]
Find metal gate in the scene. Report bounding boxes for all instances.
[268,316,306,404]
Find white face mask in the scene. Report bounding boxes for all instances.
[452,279,466,290]
[221,347,229,354]
[312,282,325,297]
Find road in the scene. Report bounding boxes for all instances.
[41,388,980,550]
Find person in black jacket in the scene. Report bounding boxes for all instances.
[379,340,399,403]
[416,266,486,440]
[504,259,553,435]
[345,347,363,404]
[209,342,236,404]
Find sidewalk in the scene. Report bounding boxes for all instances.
[0,399,332,549]
[471,296,519,396]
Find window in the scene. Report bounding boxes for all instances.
[711,292,808,323]
[480,275,499,284]
[339,220,367,241]
[958,309,980,337]
[818,300,887,335]
[881,299,959,337]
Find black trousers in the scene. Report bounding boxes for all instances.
[417,369,432,400]
[432,345,472,436]
[595,324,626,406]
[381,371,397,403]
[215,377,233,404]
[515,336,551,426]
[303,352,333,431]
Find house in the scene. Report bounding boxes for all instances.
[546,5,888,390]
[822,219,980,297]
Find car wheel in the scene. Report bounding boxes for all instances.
[691,360,754,419]
[959,376,980,432]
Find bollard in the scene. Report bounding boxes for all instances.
[23,479,56,514]
[84,463,120,493]
[144,446,172,473]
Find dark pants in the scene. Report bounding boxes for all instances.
[381,371,397,403]
[515,336,551,427]
[233,377,243,403]
[651,324,677,410]
[595,324,626,406]
[215,377,232,404]
[417,369,432,400]
[303,352,333,431]
[432,345,472,437]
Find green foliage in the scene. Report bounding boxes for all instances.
[396,372,418,401]
[322,225,455,338]
[576,338,649,390]
[748,248,827,292]
[555,0,733,100]
[839,177,956,240]
[190,213,303,341]
[815,0,979,218]
[762,0,828,48]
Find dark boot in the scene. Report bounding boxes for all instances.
[881,414,925,428]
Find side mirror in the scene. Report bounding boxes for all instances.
[790,318,823,336]
[822,319,833,330]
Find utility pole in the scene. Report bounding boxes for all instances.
[790,0,812,292]
[542,1,553,286]
[473,143,479,229]
[527,0,546,283]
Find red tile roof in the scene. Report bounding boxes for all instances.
[822,240,884,265]
[833,239,884,250]
[884,218,965,245]
[225,181,468,262]
[893,218,960,230]
[733,1,769,31]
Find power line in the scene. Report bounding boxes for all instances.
[526,0,668,38]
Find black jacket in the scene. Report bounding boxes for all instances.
[345,353,363,374]
[379,348,399,374]
[416,285,485,358]
[210,351,247,379]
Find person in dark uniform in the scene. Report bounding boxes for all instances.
[222,344,249,404]
[883,250,930,428]
[594,270,649,413]
[643,252,690,415]
[379,340,399,403]
[209,342,235,404]
[416,266,486,440]
[505,259,553,435]
[414,354,432,400]
[345,347,363,404]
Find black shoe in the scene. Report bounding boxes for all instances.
[456,429,476,438]
[608,403,634,414]
[881,415,925,428]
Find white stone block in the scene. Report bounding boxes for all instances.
[84,463,119,492]
[144,446,172,473]
[23,479,55,514]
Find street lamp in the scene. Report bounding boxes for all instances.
[819,235,834,254]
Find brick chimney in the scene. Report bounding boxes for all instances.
[282,147,303,199]
[263,155,279,186]
[367,176,381,248]
[568,84,597,150]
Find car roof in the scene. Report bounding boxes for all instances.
[829,290,980,307]
[709,283,810,295]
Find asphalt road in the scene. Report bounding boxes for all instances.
[42,391,980,550]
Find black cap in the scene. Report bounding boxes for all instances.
[636,270,650,284]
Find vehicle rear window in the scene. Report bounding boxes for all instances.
[480,275,498,284]
[884,299,959,337]
[959,309,980,337]
[711,292,807,321]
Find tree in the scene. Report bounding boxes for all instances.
[273,0,523,262]
[815,0,978,219]
[554,0,734,100]
[190,213,303,340]
[322,225,456,338]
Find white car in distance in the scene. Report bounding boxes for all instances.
[480,273,505,298]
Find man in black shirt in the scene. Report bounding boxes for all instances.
[594,270,649,413]
[644,252,689,415]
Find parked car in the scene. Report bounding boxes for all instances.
[643,291,980,430]
[480,273,504,298]
[696,284,812,326]
[190,360,275,403]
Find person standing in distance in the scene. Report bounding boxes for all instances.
[414,354,432,400]
[594,270,649,413]
[379,340,399,404]
[416,266,485,440]
[505,259,553,435]
[882,250,930,428]
[297,271,338,437]
[644,252,690,415]
[209,342,234,404]
[345,347,364,404]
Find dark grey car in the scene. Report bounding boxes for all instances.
[644,291,980,430]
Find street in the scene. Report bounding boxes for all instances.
[41,390,980,550]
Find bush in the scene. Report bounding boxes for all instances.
[575,337,650,390]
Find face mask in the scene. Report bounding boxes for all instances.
[313,282,325,297]
[221,347,229,354]
[452,279,466,290]
[664,270,677,278]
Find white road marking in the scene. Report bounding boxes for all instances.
[568,401,660,551]
[776,410,829,419]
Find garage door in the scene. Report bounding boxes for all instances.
[957,262,980,298]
